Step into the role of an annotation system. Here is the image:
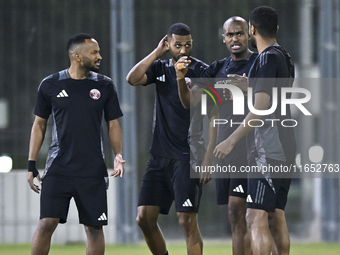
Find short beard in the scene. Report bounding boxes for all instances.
[84,62,99,72]
[170,51,189,62]
[90,66,99,72]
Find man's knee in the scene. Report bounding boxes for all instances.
[246,208,268,229]
[136,206,159,230]
[136,212,148,229]
[269,209,286,232]
[269,210,289,237]
[37,218,59,234]
[228,197,246,227]
[85,225,102,233]
[177,212,198,234]
[84,225,103,239]
[246,208,255,229]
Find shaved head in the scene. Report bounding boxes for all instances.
[222,16,250,61]
[223,16,248,32]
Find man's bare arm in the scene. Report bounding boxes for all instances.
[175,56,203,109]
[27,116,47,193]
[200,105,218,184]
[107,119,125,177]
[126,35,168,86]
[214,92,270,159]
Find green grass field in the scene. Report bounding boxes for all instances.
[1,242,339,255]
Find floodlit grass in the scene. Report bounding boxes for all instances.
[0,242,339,255]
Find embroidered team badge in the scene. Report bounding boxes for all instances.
[89,89,101,100]
[185,77,191,87]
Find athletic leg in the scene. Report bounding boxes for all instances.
[32,176,70,255]
[171,157,202,255]
[136,205,167,255]
[246,208,272,255]
[177,212,202,255]
[271,240,279,255]
[269,209,290,255]
[244,228,252,255]
[84,225,105,255]
[31,218,59,255]
[228,196,250,255]
[137,156,174,255]
[217,148,249,254]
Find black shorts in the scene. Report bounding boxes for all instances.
[40,175,108,226]
[215,145,248,205]
[138,155,202,215]
[246,157,291,213]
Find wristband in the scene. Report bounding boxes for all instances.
[28,160,39,177]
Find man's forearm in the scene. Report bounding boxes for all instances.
[177,77,191,109]
[28,119,47,161]
[204,106,218,161]
[228,92,271,145]
[228,111,258,146]
[108,119,123,155]
[126,49,160,85]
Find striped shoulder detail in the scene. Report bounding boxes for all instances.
[58,69,70,81]
[189,56,208,68]
[37,73,57,91]
[87,71,112,83]
[189,57,208,76]
[258,52,269,68]
[41,74,54,83]
[166,59,173,67]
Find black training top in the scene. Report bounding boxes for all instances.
[145,57,207,160]
[247,44,296,163]
[203,53,258,148]
[34,69,123,178]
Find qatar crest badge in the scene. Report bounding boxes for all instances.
[185,77,191,87]
[89,89,101,100]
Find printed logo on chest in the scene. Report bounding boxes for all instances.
[89,89,101,100]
